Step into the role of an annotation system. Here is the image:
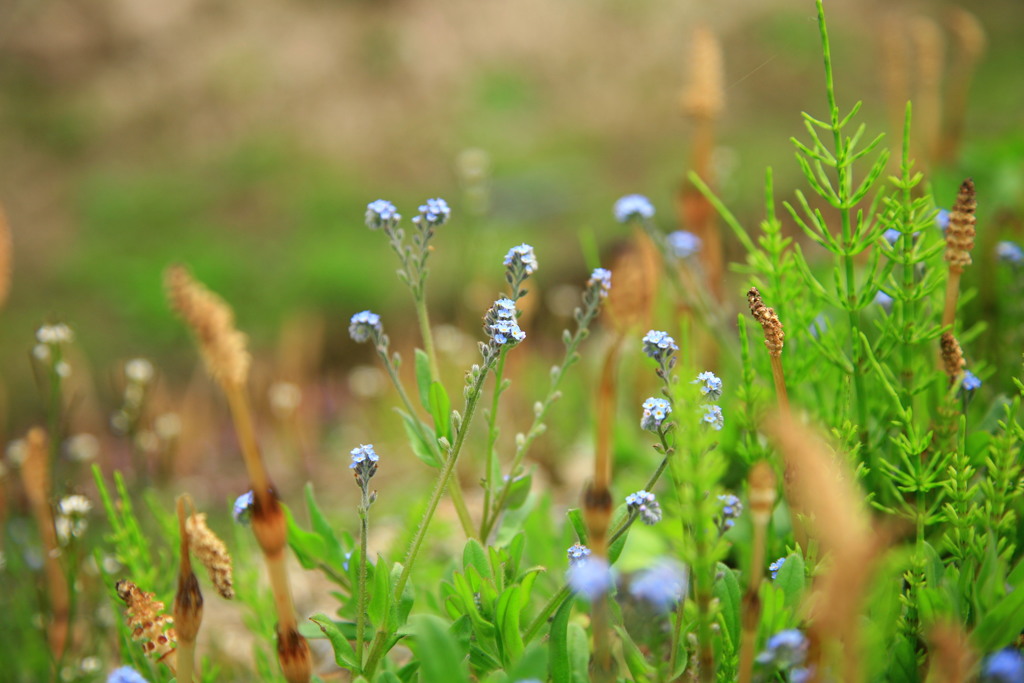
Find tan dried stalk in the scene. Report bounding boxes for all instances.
[738,462,777,683]
[0,202,10,309]
[174,497,203,683]
[942,179,977,328]
[911,17,944,167]
[938,9,986,164]
[21,427,69,661]
[766,413,886,683]
[165,265,310,682]
[116,580,177,671]
[925,621,975,683]
[186,512,235,599]
[605,229,659,334]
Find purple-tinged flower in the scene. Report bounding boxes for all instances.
[936,209,950,232]
[567,543,591,567]
[791,667,815,683]
[962,370,982,392]
[587,268,612,299]
[981,649,1024,683]
[874,290,894,313]
[702,404,724,431]
[694,371,722,401]
[365,199,400,230]
[717,494,742,530]
[755,629,808,669]
[883,228,902,244]
[233,491,255,525]
[641,397,672,432]
[108,666,150,683]
[504,243,538,276]
[614,194,655,223]
[414,198,451,228]
[350,444,379,493]
[997,241,1024,265]
[642,330,678,362]
[349,310,383,343]
[629,559,688,613]
[769,557,786,580]
[667,230,702,258]
[567,556,613,600]
[625,490,662,525]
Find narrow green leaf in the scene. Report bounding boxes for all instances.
[408,615,471,683]
[496,585,525,664]
[507,641,548,681]
[567,623,590,683]
[368,554,390,630]
[429,381,452,441]
[567,508,588,545]
[414,349,432,411]
[505,473,533,510]
[464,538,492,581]
[399,410,441,468]
[614,625,654,681]
[284,504,328,570]
[549,595,574,683]
[309,614,359,672]
[714,564,742,652]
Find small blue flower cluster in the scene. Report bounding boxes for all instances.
[349,310,383,344]
[485,298,526,348]
[350,444,379,492]
[504,243,538,276]
[693,371,722,401]
[567,543,591,567]
[667,230,702,259]
[625,490,662,525]
[365,199,401,230]
[997,240,1024,265]
[640,397,672,432]
[233,490,255,525]
[702,404,724,431]
[874,290,894,313]
[936,208,950,232]
[962,370,982,392]
[567,555,613,600]
[587,268,612,299]
[629,559,688,613]
[642,330,678,380]
[413,198,451,228]
[769,556,786,580]
[107,667,149,683]
[756,629,810,680]
[981,648,1024,682]
[717,494,742,531]
[613,194,655,223]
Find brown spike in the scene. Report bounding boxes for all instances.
[944,179,977,270]
[186,513,235,600]
[117,580,178,669]
[940,332,966,379]
[747,287,784,358]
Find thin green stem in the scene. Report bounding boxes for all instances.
[362,357,496,678]
[413,296,441,383]
[356,504,369,670]
[481,349,509,534]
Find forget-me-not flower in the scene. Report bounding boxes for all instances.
[694,371,722,401]
[981,649,1024,683]
[587,268,612,299]
[641,397,672,432]
[107,667,150,683]
[717,494,742,531]
[755,629,808,669]
[702,404,724,431]
[874,290,894,313]
[625,490,662,525]
[349,311,383,344]
[365,199,400,230]
[997,241,1024,265]
[667,230,702,258]
[567,556,613,600]
[414,198,451,228]
[629,559,688,613]
[504,243,538,276]
[769,557,786,580]
[233,491,255,525]
[614,194,655,223]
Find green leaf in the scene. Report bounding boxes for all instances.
[496,585,525,665]
[714,563,742,652]
[549,595,574,683]
[368,554,391,630]
[284,504,329,571]
[415,349,432,411]
[304,484,347,573]
[429,381,452,441]
[508,641,548,681]
[775,553,806,609]
[606,505,629,564]
[972,573,1024,652]
[399,410,441,468]
[614,625,654,681]
[567,508,588,545]
[505,473,533,510]
[309,614,359,672]
[374,673,402,683]
[464,538,492,581]
[408,615,471,683]
[567,623,590,683]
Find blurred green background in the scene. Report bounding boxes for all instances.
[1,0,1022,433]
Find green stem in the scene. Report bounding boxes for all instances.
[413,296,441,383]
[362,357,496,677]
[356,504,369,670]
[481,350,509,535]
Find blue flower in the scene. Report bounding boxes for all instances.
[350,444,379,468]
[414,198,451,228]
[625,490,662,525]
[962,370,982,392]
[667,230,702,258]
[883,228,902,244]
[694,371,722,401]
[490,320,526,345]
[642,330,678,362]
[567,543,592,567]
[769,557,786,580]
[809,313,828,340]
[936,209,950,232]
[702,404,724,431]
[349,310,383,343]
[629,559,688,613]
[107,666,150,683]
[365,199,400,230]
[981,649,1024,683]
[587,268,612,299]
[614,194,655,223]
[997,241,1024,265]
[874,290,894,313]
[567,556,613,600]
[717,494,742,530]
[755,629,808,669]
[790,667,815,683]
[504,243,538,276]
[641,397,672,432]
[233,491,255,525]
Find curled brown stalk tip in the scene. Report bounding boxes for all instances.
[747,287,784,358]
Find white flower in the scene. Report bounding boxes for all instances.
[124,358,154,384]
